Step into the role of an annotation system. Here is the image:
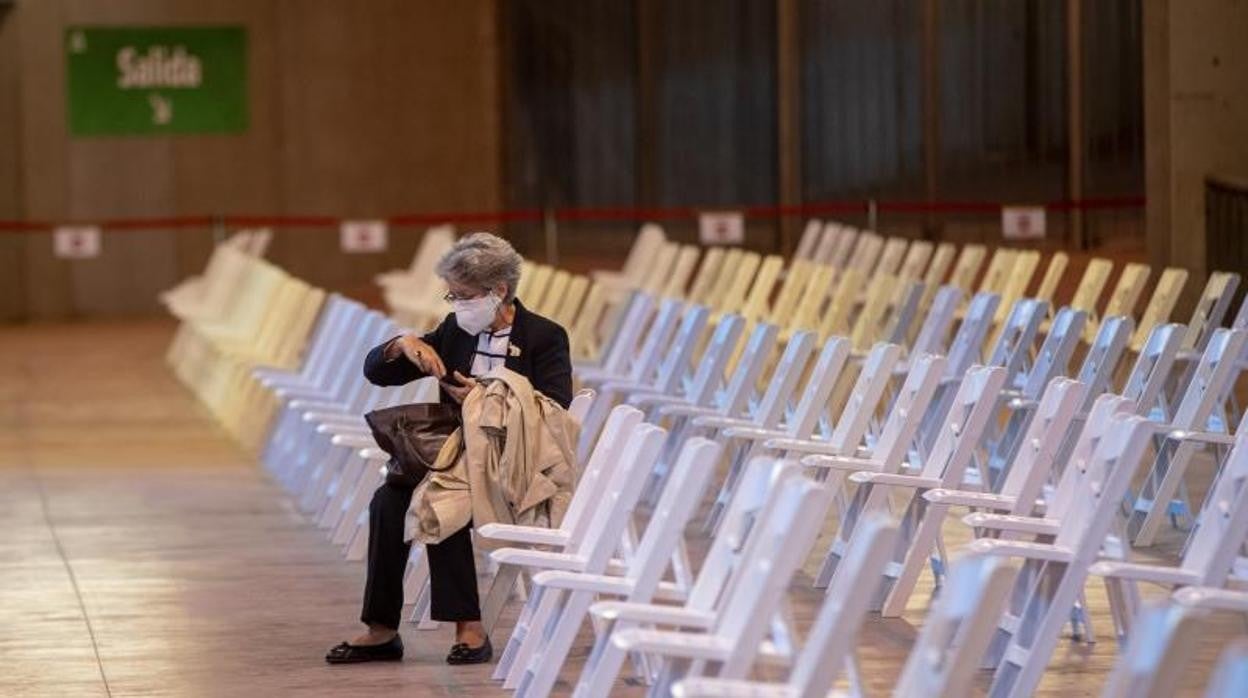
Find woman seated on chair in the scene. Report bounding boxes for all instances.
[326,232,572,665]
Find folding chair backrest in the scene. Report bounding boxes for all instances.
[706,248,745,303]
[750,330,816,428]
[828,226,859,269]
[849,274,896,351]
[898,239,934,280]
[995,378,1084,507]
[848,232,884,272]
[786,516,899,693]
[865,353,946,466]
[1075,315,1134,412]
[535,270,570,316]
[1182,271,1241,352]
[625,438,721,587]
[660,246,701,299]
[924,242,959,289]
[621,223,666,283]
[685,459,800,612]
[552,275,590,328]
[574,422,667,568]
[875,237,909,276]
[686,247,726,305]
[794,219,823,261]
[1130,267,1189,351]
[1100,604,1204,698]
[977,248,1017,294]
[1103,263,1152,324]
[910,286,963,358]
[1206,639,1248,698]
[945,292,1001,378]
[881,280,926,346]
[718,252,762,314]
[563,406,644,540]
[1182,409,1248,586]
[718,322,779,416]
[1122,323,1184,416]
[639,242,681,295]
[821,342,903,447]
[595,291,655,375]
[812,223,840,264]
[740,256,784,321]
[894,555,1017,698]
[624,297,683,383]
[1034,252,1069,305]
[1069,257,1114,315]
[947,243,986,292]
[1053,414,1152,550]
[1170,328,1248,430]
[768,260,813,324]
[1019,306,1087,397]
[649,305,711,393]
[817,268,862,340]
[985,298,1049,385]
[785,337,854,437]
[994,250,1041,322]
[682,314,745,405]
[791,264,838,333]
[715,477,831,671]
[918,365,1008,481]
[1048,393,1139,518]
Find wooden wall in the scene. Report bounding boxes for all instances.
[0,0,501,321]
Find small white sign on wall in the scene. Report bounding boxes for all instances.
[340,220,388,253]
[698,211,745,246]
[1002,206,1046,240]
[53,225,102,259]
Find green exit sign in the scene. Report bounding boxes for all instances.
[66,26,248,136]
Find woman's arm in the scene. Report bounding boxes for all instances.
[362,319,447,386]
[531,324,573,408]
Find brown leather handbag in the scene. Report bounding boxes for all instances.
[364,402,461,487]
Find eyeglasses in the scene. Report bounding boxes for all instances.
[443,290,487,303]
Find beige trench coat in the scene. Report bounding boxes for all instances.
[405,368,580,546]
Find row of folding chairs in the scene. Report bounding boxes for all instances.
[162,225,1248,696]
[476,251,1248,695]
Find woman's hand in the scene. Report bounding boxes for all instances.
[441,371,478,404]
[396,335,446,379]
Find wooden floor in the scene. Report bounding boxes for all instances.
[0,320,1240,697]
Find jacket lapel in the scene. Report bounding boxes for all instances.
[505,299,531,374]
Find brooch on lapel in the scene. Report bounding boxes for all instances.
[508,344,522,358]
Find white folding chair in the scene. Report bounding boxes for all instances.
[668,516,901,698]
[573,473,833,698]
[971,414,1154,698]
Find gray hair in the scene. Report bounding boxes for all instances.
[435,232,523,302]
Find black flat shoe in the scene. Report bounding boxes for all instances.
[446,637,492,665]
[325,634,404,664]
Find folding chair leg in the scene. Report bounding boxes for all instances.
[481,564,522,636]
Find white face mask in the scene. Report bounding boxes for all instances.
[452,292,501,335]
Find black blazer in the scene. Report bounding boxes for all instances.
[363,299,574,409]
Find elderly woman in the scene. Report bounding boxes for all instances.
[326,233,572,665]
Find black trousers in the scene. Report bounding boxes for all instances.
[359,482,481,629]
